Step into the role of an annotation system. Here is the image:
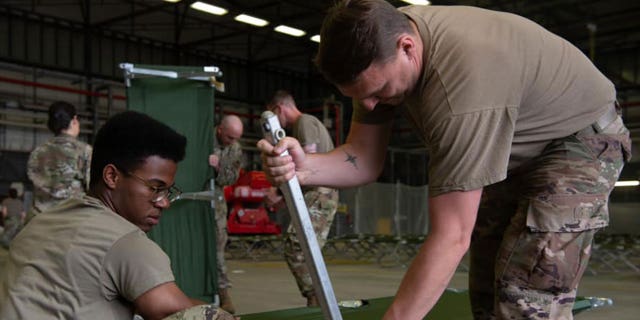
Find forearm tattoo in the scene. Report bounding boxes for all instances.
[344,150,358,169]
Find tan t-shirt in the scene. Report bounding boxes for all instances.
[353,5,615,196]
[293,113,335,153]
[0,196,175,319]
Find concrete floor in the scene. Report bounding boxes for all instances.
[1,247,638,319]
[227,258,640,319]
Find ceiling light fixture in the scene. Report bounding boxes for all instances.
[310,35,321,43]
[235,14,269,27]
[615,180,640,187]
[274,25,306,37]
[401,0,431,5]
[190,1,228,16]
[163,0,181,3]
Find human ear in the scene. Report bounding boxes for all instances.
[398,36,415,56]
[103,164,120,190]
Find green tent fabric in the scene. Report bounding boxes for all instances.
[125,67,218,302]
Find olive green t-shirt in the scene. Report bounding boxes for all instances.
[0,196,175,319]
[293,113,335,153]
[353,5,615,196]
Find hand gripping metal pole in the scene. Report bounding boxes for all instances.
[261,111,343,320]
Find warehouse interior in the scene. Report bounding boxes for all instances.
[0,0,639,319]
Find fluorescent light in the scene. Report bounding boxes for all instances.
[615,180,640,187]
[163,0,181,3]
[190,1,228,16]
[310,35,321,43]
[401,0,431,5]
[235,14,269,27]
[274,25,306,37]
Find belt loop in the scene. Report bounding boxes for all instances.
[594,103,618,133]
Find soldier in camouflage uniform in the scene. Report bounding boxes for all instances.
[258,1,632,319]
[27,101,92,223]
[209,115,244,314]
[266,90,339,307]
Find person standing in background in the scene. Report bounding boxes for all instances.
[26,101,92,222]
[209,114,244,314]
[0,188,25,248]
[265,90,339,307]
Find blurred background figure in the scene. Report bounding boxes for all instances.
[265,90,339,307]
[209,114,244,314]
[0,188,25,248]
[26,101,92,223]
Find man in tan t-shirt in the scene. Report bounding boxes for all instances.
[0,111,234,320]
[258,1,631,320]
[265,90,339,307]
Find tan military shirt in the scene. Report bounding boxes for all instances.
[353,5,615,196]
[293,113,335,153]
[0,196,174,319]
[292,113,337,195]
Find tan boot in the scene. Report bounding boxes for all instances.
[306,293,319,307]
[218,288,236,314]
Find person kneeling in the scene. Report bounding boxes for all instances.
[0,111,234,320]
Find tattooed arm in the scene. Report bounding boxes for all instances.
[258,121,391,188]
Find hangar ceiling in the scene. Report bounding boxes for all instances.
[2,0,640,86]
[0,0,639,183]
[2,1,640,145]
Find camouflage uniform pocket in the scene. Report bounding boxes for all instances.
[526,196,608,232]
[498,226,594,295]
[523,133,612,233]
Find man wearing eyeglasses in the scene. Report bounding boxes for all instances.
[0,111,235,320]
[208,114,244,314]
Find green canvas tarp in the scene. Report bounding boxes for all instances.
[125,64,219,301]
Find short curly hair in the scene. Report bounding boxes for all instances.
[89,111,187,188]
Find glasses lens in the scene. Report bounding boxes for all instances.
[151,189,168,203]
[152,186,182,203]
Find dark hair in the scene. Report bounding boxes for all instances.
[315,0,412,85]
[89,111,187,188]
[47,101,77,135]
[8,188,17,199]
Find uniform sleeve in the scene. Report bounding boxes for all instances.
[215,143,243,186]
[82,144,93,192]
[27,146,50,193]
[102,230,175,302]
[296,116,320,147]
[427,107,518,196]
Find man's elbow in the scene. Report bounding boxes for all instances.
[358,166,383,185]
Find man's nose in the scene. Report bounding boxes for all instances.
[361,98,379,110]
[155,197,171,209]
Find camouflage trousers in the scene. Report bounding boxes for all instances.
[284,187,339,298]
[162,304,236,320]
[470,115,631,320]
[214,193,231,289]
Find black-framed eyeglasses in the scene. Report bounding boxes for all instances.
[116,166,182,203]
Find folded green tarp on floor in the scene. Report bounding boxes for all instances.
[240,289,607,320]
